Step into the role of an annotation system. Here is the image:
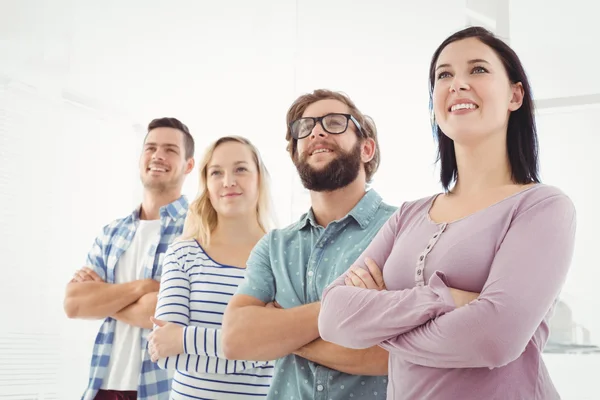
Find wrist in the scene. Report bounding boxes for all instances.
[178,325,186,353]
[135,280,150,297]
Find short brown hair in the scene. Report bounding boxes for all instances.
[147,117,195,159]
[285,89,380,182]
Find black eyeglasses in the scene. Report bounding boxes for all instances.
[289,113,363,140]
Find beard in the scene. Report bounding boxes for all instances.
[293,140,362,192]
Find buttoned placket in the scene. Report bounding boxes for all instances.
[415,223,448,286]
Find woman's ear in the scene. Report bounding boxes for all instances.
[509,82,524,112]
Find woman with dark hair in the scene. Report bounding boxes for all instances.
[318,26,576,399]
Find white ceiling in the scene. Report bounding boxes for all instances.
[1,1,599,122]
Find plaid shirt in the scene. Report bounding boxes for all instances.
[81,196,188,400]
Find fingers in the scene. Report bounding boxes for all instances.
[345,269,367,288]
[343,260,386,290]
[448,288,461,307]
[82,267,103,282]
[352,266,378,289]
[448,288,476,307]
[147,333,161,362]
[148,342,159,362]
[72,270,91,282]
[71,267,102,283]
[365,258,385,289]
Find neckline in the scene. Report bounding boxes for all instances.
[426,184,540,225]
[193,239,246,269]
[138,219,161,224]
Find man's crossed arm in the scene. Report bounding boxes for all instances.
[63,267,159,329]
[221,294,388,376]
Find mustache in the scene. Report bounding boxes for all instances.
[305,142,341,156]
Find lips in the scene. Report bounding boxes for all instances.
[448,100,479,113]
[221,193,242,198]
[311,148,333,155]
[147,164,170,173]
[308,142,336,156]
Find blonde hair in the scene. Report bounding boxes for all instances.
[182,135,275,245]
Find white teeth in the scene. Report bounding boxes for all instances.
[450,103,478,112]
[312,149,331,155]
[150,167,167,172]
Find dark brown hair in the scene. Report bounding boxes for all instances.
[429,26,540,191]
[147,117,195,159]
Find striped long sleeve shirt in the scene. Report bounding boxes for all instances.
[154,239,274,399]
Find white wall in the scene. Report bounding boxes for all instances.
[510,0,600,346]
[536,107,599,342]
[1,0,598,399]
[510,3,600,397]
[510,0,600,99]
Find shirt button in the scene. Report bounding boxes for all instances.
[417,270,422,275]
[317,384,324,392]
[308,271,314,276]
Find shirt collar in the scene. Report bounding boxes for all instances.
[131,195,189,222]
[296,190,383,230]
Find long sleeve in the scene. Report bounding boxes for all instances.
[319,204,456,349]
[154,245,273,374]
[379,194,576,369]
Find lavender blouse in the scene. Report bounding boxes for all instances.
[319,184,576,400]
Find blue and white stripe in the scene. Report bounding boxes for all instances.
[155,239,273,399]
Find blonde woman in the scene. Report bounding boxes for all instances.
[148,136,275,399]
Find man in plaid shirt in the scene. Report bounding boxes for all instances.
[64,117,196,400]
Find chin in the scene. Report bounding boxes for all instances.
[218,205,242,215]
[442,126,479,140]
[308,160,332,170]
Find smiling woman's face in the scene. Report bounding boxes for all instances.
[206,141,260,220]
[433,37,523,146]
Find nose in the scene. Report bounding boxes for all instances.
[449,76,470,93]
[223,172,237,187]
[151,148,166,160]
[309,121,328,140]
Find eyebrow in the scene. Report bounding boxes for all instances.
[435,58,490,71]
[144,142,181,150]
[208,161,250,169]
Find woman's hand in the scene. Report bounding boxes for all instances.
[344,258,386,291]
[448,288,479,307]
[147,317,185,362]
